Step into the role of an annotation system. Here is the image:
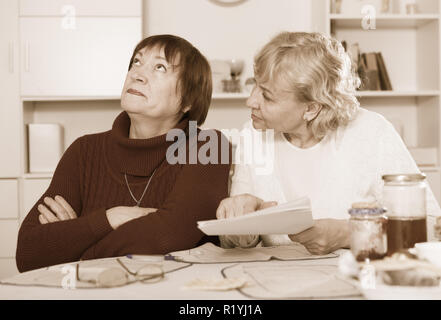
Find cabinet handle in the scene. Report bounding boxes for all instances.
[9,41,14,73]
[24,42,30,72]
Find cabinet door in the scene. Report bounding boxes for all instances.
[0,258,19,279]
[20,17,141,96]
[19,0,141,17]
[0,220,19,258]
[0,180,19,219]
[0,0,21,177]
[22,178,51,222]
[424,170,441,205]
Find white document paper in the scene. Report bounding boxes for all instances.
[222,261,360,299]
[169,242,338,263]
[197,197,313,235]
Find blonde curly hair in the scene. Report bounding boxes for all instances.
[254,32,360,139]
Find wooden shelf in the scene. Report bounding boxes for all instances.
[212,93,249,100]
[22,173,53,179]
[330,14,439,28]
[419,166,440,172]
[21,93,251,102]
[21,96,121,102]
[356,90,440,97]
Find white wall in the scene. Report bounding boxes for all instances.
[142,0,313,130]
[143,0,312,81]
[28,1,316,148]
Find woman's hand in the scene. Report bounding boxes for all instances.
[216,193,277,219]
[106,206,157,230]
[38,195,78,224]
[288,219,350,255]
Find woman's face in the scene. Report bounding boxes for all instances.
[246,78,308,134]
[121,46,188,122]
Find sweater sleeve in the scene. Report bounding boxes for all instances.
[80,131,232,259]
[16,137,113,272]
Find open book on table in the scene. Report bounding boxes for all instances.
[197,196,313,235]
[168,242,338,263]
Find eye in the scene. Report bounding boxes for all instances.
[155,64,167,72]
[262,93,273,102]
[132,58,141,66]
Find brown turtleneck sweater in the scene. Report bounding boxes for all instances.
[16,111,231,272]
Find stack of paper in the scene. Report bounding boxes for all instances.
[197,197,313,235]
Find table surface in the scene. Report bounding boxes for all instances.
[0,253,356,300]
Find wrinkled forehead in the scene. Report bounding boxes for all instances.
[135,44,181,66]
[254,68,292,96]
[254,51,300,94]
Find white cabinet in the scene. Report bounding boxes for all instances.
[19,0,141,17]
[425,169,441,205]
[20,17,142,97]
[0,180,19,219]
[21,178,51,221]
[0,0,21,177]
[0,258,19,279]
[0,220,19,258]
[0,0,21,275]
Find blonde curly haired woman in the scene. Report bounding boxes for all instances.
[217,32,441,254]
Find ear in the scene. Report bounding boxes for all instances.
[303,103,322,122]
[182,105,191,114]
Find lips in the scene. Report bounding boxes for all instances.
[127,88,145,97]
[251,114,262,121]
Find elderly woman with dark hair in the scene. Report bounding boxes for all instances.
[217,32,441,253]
[16,34,231,272]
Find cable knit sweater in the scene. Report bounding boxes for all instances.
[16,111,231,272]
[222,108,441,248]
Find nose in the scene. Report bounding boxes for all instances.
[246,86,260,110]
[130,71,147,84]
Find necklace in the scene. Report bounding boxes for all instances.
[124,168,157,207]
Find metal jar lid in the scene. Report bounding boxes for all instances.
[382,173,426,183]
[348,207,387,216]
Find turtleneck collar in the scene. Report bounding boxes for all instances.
[106,111,189,177]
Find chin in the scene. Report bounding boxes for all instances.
[252,120,266,130]
[121,97,146,113]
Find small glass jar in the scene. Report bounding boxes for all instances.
[382,173,427,255]
[349,206,388,262]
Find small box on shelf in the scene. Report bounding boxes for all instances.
[28,123,64,173]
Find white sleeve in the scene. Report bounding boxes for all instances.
[219,131,261,249]
[377,118,441,240]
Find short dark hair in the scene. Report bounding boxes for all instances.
[128,34,212,126]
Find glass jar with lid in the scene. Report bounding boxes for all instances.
[382,173,427,255]
[348,203,388,262]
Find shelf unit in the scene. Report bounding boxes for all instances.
[329,14,439,28]
[0,0,143,279]
[319,0,441,203]
[21,92,251,102]
[355,90,440,97]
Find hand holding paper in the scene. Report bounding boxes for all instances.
[198,197,313,235]
[289,219,351,255]
[216,193,278,219]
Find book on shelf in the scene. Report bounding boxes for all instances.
[359,52,381,91]
[341,40,393,92]
[375,52,393,90]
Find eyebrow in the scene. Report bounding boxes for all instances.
[259,84,274,97]
[135,52,169,62]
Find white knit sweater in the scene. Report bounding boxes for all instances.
[221,108,441,248]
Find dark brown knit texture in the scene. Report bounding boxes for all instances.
[16,111,231,272]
